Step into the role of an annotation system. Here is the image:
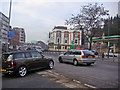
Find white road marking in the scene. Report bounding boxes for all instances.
[36,70,97,88]
[84,84,97,88]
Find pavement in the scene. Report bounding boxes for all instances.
[95,55,119,63]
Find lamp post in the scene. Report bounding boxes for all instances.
[8,0,12,52]
[107,14,110,58]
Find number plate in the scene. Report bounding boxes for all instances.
[88,56,92,58]
[1,69,6,72]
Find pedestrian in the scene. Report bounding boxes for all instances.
[102,52,104,60]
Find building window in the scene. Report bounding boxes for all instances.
[75,40,77,44]
[55,47,57,50]
[65,40,67,43]
[57,32,60,37]
[75,33,78,38]
[65,46,67,49]
[57,38,60,43]
[65,33,68,37]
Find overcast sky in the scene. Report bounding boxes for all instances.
[0,0,119,44]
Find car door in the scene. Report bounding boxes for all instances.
[30,51,46,69]
[67,51,75,63]
[62,51,69,61]
[25,52,35,70]
[35,52,48,68]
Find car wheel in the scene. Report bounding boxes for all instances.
[73,60,78,66]
[59,57,63,63]
[18,66,27,77]
[49,61,54,69]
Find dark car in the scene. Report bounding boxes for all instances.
[91,50,98,55]
[1,50,54,77]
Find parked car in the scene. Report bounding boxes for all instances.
[35,47,42,52]
[1,50,54,77]
[91,50,98,55]
[105,53,118,57]
[26,47,42,52]
[58,50,96,66]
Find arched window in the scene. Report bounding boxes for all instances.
[75,39,77,44]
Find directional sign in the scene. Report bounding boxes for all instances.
[8,31,15,38]
[71,41,74,45]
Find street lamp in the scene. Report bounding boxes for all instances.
[107,14,110,58]
[7,0,12,52]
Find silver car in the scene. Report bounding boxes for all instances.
[58,50,96,66]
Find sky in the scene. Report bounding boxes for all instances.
[0,0,119,44]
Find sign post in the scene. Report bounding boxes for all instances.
[70,40,74,50]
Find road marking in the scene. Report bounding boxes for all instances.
[37,70,97,88]
[84,84,97,88]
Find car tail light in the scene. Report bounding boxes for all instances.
[93,55,95,58]
[11,61,15,67]
[81,55,87,58]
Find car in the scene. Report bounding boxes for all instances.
[26,47,42,53]
[34,47,42,52]
[105,53,118,57]
[26,47,36,50]
[58,50,96,66]
[91,50,98,55]
[1,50,54,77]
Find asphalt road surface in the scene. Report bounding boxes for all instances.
[43,52,119,88]
[1,52,119,89]
[2,69,66,88]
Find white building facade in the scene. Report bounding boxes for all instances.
[48,26,82,51]
[0,12,9,52]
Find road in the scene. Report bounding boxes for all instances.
[1,51,119,89]
[2,69,66,88]
[43,52,119,88]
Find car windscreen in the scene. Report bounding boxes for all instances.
[2,54,13,61]
[83,51,94,56]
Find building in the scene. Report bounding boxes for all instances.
[38,41,48,51]
[13,27,25,44]
[118,1,120,17]
[48,26,82,51]
[92,35,120,53]
[0,12,9,52]
[8,27,20,49]
[8,27,25,50]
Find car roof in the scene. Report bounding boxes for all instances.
[3,50,38,54]
[69,50,89,52]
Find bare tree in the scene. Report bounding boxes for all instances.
[65,3,109,50]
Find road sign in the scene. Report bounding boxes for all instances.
[70,45,74,50]
[102,37,105,40]
[71,41,74,45]
[8,31,15,38]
